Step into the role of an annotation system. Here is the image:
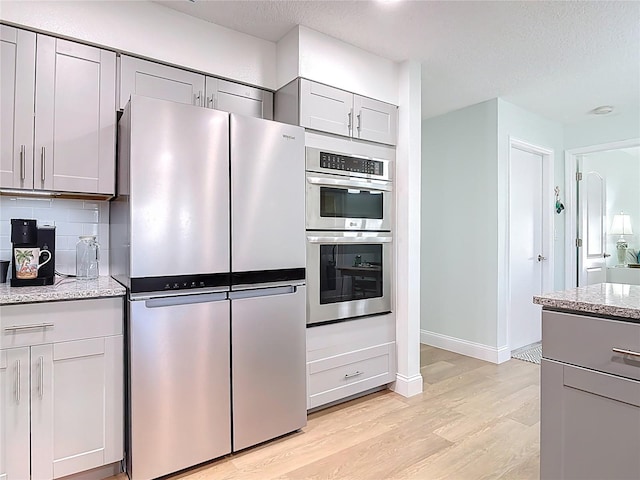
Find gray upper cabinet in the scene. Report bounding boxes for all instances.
[119,55,273,119]
[353,95,398,146]
[35,36,116,195]
[298,80,352,137]
[1,26,36,190]
[119,55,205,110]
[276,78,398,146]
[206,77,273,120]
[0,26,116,195]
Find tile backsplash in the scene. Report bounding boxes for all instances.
[0,196,110,279]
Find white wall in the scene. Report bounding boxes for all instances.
[496,99,564,349]
[421,98,564,361]
[0,0,277,89]
[277,25,399,104]
[421,99,500,354]
[0,197,110,278]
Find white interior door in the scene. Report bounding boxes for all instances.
[509,146,545,351]
[578,161,607,285]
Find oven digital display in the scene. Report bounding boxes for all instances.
[319,152,383,176]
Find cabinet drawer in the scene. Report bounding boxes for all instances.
[0,297,123,348]
[307,342,395,409]
[542,311,640,380]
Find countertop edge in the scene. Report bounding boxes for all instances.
[0,277,126,306]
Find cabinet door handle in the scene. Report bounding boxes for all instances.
[15,360,21,404]
[612,347,640,358]
[344,370,363,379]
[20,145,26,180]
[347,110,352,133]
[537,254,547,262]
[40,146,46,182]
[194,90,203,107]
[4,323,55,332]
[38,356,44,399]
[357,112,361,134]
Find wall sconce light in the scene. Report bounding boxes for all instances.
[609,213,633,266]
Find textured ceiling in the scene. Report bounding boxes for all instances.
[157,0,640,124]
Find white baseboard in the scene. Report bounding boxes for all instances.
[390,372,423,397]
[421,330,510,364]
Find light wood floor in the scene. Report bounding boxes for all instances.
[112,345,540,480]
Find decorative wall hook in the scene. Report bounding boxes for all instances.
[555,186,565,214]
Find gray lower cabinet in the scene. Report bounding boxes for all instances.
[119,55,273,119]
[540,310,640,480]
[306,313,396,410]
[1,25,117,195]
[0,297,124,480]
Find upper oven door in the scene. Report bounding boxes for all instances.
[306,173,393,231]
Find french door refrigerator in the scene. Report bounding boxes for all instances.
[111,96,306,480]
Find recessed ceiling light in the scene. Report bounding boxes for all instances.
[590,105,614,115]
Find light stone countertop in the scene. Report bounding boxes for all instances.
[0,276,126,305]
[534,283,640,320]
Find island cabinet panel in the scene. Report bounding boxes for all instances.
[541,359,640,480]
[0,297,124,480]
[540,309,640,480]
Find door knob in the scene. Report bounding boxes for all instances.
[603,253,611,258]
[537,254,547,262]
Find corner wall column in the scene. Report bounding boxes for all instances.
[392,60,423,397]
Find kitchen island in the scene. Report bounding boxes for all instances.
[534,283,640,480]
[0,276,125,480]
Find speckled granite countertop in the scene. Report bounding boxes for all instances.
[0,276,126,305]
[534,283,640,320]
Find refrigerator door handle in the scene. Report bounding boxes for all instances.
[229,285,299,300]
[143,292,228,308]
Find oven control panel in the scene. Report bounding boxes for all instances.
[320,152,384,176]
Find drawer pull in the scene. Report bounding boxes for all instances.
[344,371,363,379]
[4,323,55,332]
[612,348,640,358]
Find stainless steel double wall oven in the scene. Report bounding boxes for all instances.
[305,146,393,326]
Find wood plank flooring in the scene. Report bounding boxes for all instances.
[111,345,540,480]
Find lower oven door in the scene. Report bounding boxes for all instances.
[306,231,392,325]
[306,173,392,231]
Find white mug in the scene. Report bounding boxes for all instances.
[14,247,52,280]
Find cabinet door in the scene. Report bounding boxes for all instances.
[299,79,353,137]
[205,77,273,119]
[0,348,30,480]
[119,55,205,110]
[541,359,640,480]
[353,95,397,145]
[31,337,124,479]
[35,35,116,194]
[0,26,35,189]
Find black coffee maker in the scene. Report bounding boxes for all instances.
[10,219,56,287]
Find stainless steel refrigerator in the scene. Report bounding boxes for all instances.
[111,95,306,480]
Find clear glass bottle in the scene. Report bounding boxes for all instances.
[76,235,100,280]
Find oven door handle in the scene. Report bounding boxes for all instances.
[306,175,392,192]
[307,235,393,244]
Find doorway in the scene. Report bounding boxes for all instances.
[508,139,554,352]
[564,139,640,288]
